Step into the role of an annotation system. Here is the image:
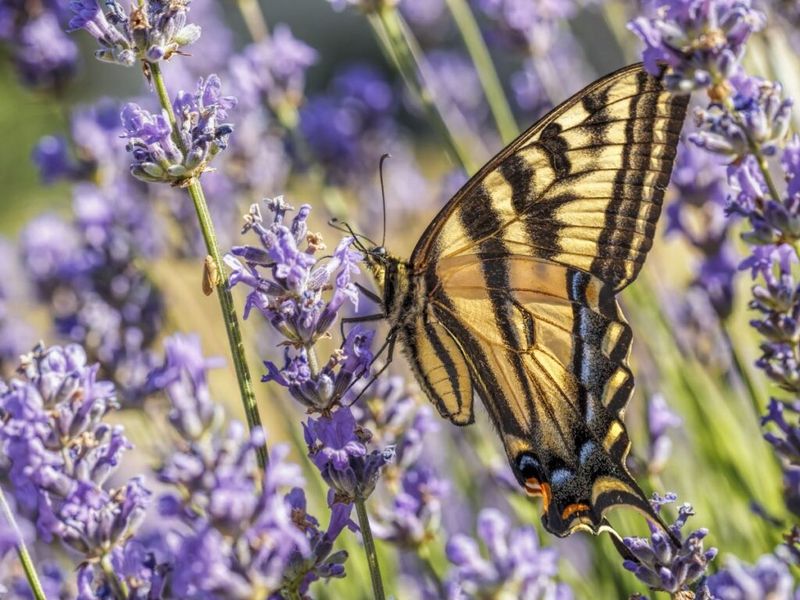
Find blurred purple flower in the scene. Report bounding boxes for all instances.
[300,64,397,183]
[19,190,165,404]
[704,554,797,599]
[475,0,579,55]
[0,1,77,90]
[372,465,447,548]
[629,0,765,94]
[69,0,200,66]
[121,74,236,184]
[427,50,488,128]
[762,398,800,516]
[622,493,716,594]
[229,23,317,121]
[444,508,573,599]
[647,394,682,475]
[304,406,394,503]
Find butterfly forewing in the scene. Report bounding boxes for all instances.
[388,64,688,537]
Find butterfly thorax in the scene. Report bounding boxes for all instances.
[364,250,420,326]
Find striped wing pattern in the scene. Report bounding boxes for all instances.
[400,65,688,536]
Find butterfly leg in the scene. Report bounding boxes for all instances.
[344,330,397,407]
[340,313,385,344]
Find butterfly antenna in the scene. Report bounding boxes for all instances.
[328,218,378,251]
[379,153,391,248]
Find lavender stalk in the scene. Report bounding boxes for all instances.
[0,486,46,600]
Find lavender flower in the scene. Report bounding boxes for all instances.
[690,75,793,160]
[743,245,800,393]
[629,0,766,95]
[121,74,236,184]
[704,554,797,599]
[761,398,800,515]
[0,343,150,596]
[149,334,351,598]
[300,65,398,183]
[68,0,201,67]
[227,198,368,411]
[351,375,439,471]
[444,508,573,599]
[304,406,394,503]
[622,493,717,595]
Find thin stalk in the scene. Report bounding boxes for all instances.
[444,0,518,143]
[368,6,479,174]
[0,486,46,600]
[187,179,268,468]
[720,323,765,417]
[100,554,129,599]
[355,497,386,600]
[417,546,445,598]
[235,0,269,42]
[149,62,268,469]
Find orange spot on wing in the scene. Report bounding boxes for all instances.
[524,479,552,513]
[561,503,591,521]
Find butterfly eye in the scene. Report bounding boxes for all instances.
[373,246,387,257]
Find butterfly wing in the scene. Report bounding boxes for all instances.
[402,64,688,536]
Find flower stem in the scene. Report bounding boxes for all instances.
[149,62,268,469]
[0,486,46,600]
[187,179,268,468]
[235,0,269,42]
[368,6,479,174]
[355,497,386,600]
[417,545,445,597]
[443,0,518,143]
[100,554,129,599]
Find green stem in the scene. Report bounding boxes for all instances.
[100,554,129,599]
[149,63,268,469]
[444,0,518,143]
[417,546,445,598]
[0,486,46,600]
[187,179,268,468]
[355,497,386,600]
[368,6,479,174]
[235,0,269,42]
[720,322,764,417]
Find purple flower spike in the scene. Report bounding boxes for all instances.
[445,508,573,599]
[629,0,765,95]
[305,407,394,503]
[229,23,317,118]
[228,198,372,412]
[0,343,151,597]
[69,0,200,67]
[622,494,716,595]
[121,74,236,184]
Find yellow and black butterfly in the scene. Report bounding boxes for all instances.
[359,64,688,539]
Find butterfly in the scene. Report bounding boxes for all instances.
[357,63,689,539]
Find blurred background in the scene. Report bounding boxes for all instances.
[3,0,800,598]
